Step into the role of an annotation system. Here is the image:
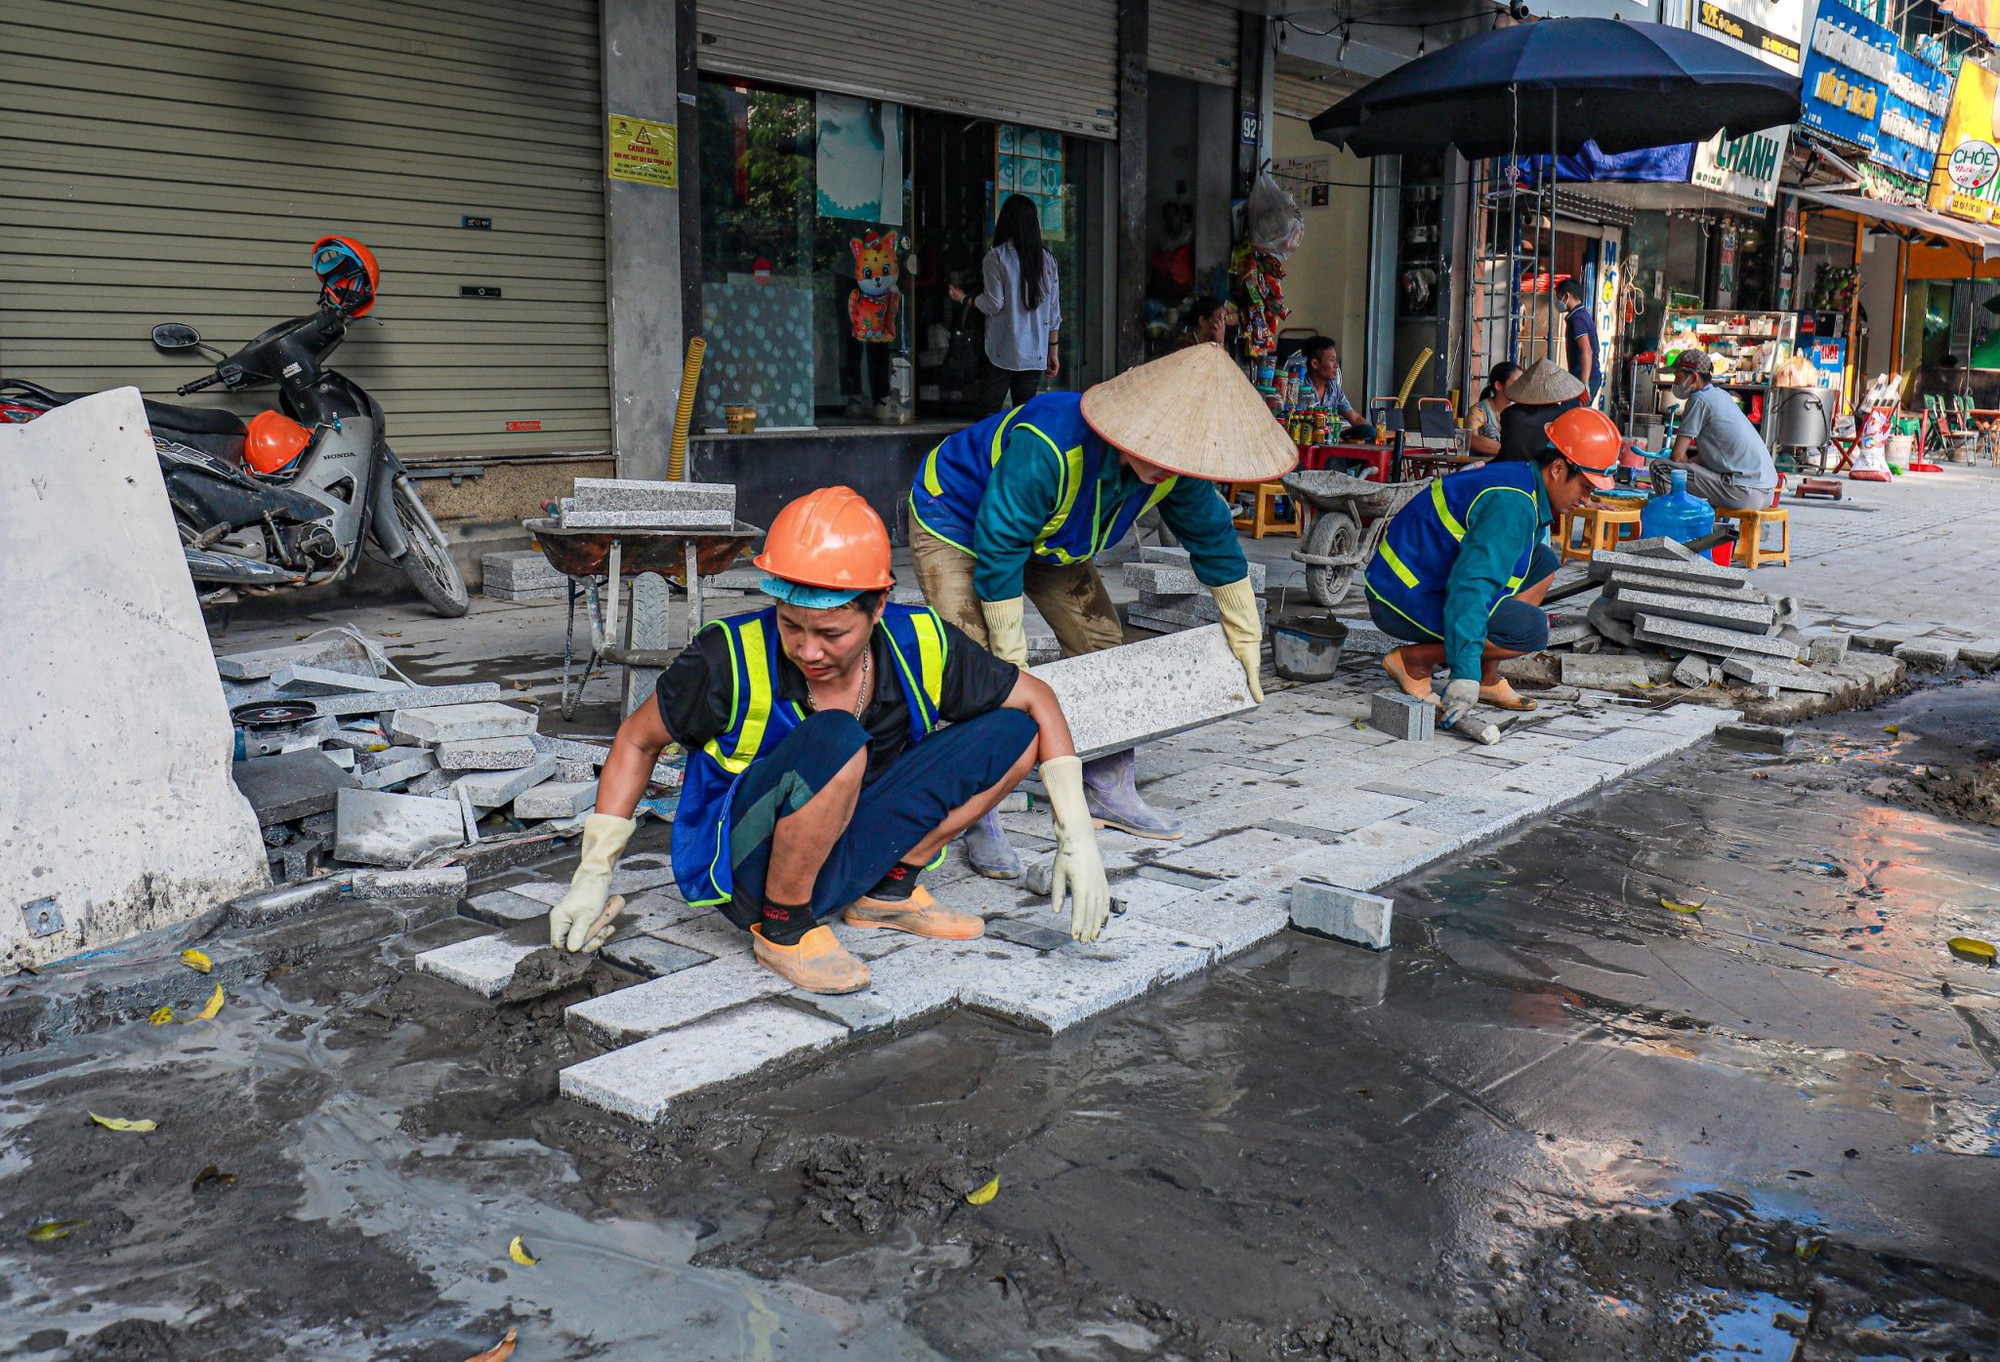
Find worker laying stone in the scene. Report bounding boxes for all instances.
[544,487,1112,995]
[1645,348,1778,512]
[906,342,1295,876]
[1366,406,1619,730]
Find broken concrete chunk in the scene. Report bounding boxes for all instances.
[391,702,538,745]
[1892,638,1960,672]
[1586,598,1637,646]
[356,749,438,791]
[1559,654,1651,688]
[1290,881,1393,951]
[435,736,539,772]
[1850,624,1921,653]
[334,788,465,866]
[1368,689,1435,741]
[1715,722,1794,754]
[1671,655,1715,689]
[1030,627,1256,760]
[1806,633,1850,666]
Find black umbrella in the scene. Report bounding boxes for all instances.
[1310,18,1801,159]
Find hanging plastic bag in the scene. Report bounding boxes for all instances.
[1245,172,1305,258]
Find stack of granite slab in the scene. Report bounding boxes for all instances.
[481,549,568,602]
[554,477,736,530]
[1122,547,1267,634]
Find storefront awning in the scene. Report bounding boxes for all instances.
[1788,187,2000,260]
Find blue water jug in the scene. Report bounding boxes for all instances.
[1639,467,1715,544]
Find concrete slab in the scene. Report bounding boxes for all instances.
[1893,638,1961,671]
[1961,638,2000,672]
[558,1003,847,1123]
[271,664,405,696]
[1720,657,1839,694]
[415,935,538,997]
[226,878,346,928]
[215,634,378,681]
[1716,722,1794,754]
[1369,689,1436,740]
[356,750,438,791]
[1559,655,1652,688]
[566,477,735,527]
[333,788,464,866]
[1601,569,1757,601]
[1609,588,1775,633]
[1588,548,1748,586]
[514,781,597,820]
[451,755,559,810]
[435,736,538,771]
[1851,624,1923,653]
[350,867,466,900]
[1586,597,1638,646]
[564,953,789,1046]
[311,683,506,719]
[1291,881,1393,950]
[391,702,538,745]
[1030,627,1256,760]
[601,934,712,980]
[1632,614,1802,661]
[1122,559,1267,595]
[464,888,554,927]
[231,750,358,824]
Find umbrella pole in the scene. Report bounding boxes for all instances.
[1548,87,1559,363]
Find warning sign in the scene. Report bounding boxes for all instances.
[607,114,678,188]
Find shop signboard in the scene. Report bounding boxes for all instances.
[1685,2,1799,208]
[1940,1,2000,41]
[1797,4,1895,151]
[1693,0,1804,69]
[1690,125,1791,205]
[1928,61,2000,225]
[1876,47,1952,182]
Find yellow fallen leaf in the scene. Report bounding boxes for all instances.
[465,1326,517,1362]
[1883,724,1901,735]
[88,1112,156,1133]
[508,1235,538,1266]
[965,1177,1000,1206]
[148,1006,174,1025]
[27,1219,87,1242]
[179,949,212,974]
[180,983,224,1022]
[1660,897,1705,914]
[1948,936,1997,965]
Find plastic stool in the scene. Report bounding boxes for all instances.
[1556,503,1642,562]
[1713,505,1790,568]
[1232,482,1302,539]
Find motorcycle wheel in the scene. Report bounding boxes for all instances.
[390,476,470,618]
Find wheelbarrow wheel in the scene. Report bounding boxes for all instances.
[1301,511,1359,607]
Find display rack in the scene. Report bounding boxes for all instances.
[1654,307,1798,437]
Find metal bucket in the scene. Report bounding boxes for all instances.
[1272,613,1349,682]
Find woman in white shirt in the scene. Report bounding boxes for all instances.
[950,194,1061,413]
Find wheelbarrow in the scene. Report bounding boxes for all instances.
[1282,470,1428,607]
[524,517,762,719]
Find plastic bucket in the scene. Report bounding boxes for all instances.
[1886,434,1913,471]
[1271,613,1349,682]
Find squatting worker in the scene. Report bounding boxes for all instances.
[1649,349,1777,512]
[907,343,1294,878]
[1366,407,1620,730]
[545,487,1114,995]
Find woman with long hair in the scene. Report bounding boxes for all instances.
[1468,360,1522,458]
[950,193,1062,412]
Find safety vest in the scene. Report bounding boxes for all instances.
[909,392,1176,565]
[670,604,952,907]
[1364,461,1544,640]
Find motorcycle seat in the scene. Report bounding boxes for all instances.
[0,378,246,436]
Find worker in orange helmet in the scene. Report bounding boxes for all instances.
[545,486,1113,994]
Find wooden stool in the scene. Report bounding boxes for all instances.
[1232,482,1302,539]
[1713,505,1790,568]
[1556,503,1642,562]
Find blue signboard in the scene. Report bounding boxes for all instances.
[1876,47,1951,181]
[1798,5,1898,152]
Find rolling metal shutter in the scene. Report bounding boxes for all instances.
[1273,63,1367,122]
[1148,0,1240,88]
[694,0,1120,139]
[0,0,609,460]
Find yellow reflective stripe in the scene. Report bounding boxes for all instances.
[1378,539,1421,589]
[907,499,972,555]
[1142,476,1177,513]
[1031,436,1087,561]
[1431,479,1467,540]
[733,618,773,763]
[1363,582,1441,639]
[912,611,946,703]
[921,441,946,496]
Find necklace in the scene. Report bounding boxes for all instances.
[805,649,870,718]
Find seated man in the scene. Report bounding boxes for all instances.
[1366,407,1618,725]
[1650,349,1777,511]
[545,486,1113,994]
[1291,336,1376,442]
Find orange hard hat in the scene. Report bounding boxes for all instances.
[1546,406,1620,490]
[244,409,311,474]
[752,486,895,593]
[311,235,380,317]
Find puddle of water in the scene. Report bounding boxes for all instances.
[1690,1288,1802,1359]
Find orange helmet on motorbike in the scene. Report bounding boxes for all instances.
[312,235,380,317]
[245,410,311,474]
[752,486,895,593]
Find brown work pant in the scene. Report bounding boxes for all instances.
[908,523,1124,658]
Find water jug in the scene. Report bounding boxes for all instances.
[1639,467,1715,544]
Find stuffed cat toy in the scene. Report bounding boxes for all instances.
[848,230,899,343]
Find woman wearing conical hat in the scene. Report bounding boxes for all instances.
[908,343,1295,878]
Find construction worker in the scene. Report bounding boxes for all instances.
[545,487,1114,994]
[1365,406,1619,729]
[907,342,1296,877]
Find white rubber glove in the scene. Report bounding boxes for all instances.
[1039,755,1111,943]
[980,595,1029,666]
[1210,577,1266,703]
[1440,678,1481,729]
[549,812,636,952]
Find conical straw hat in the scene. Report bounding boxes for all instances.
[1506,357,1586,406]
[1079,343,1300,482]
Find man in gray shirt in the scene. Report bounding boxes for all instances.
[1650,349,1776,511]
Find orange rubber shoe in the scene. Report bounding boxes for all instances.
[750,923,872,994]
[844,884,985,940]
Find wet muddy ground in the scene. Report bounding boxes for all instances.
[4,684,1999,1360]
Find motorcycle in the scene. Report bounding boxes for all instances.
[0,236,469,617]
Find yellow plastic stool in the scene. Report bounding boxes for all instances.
[1556,503,1642,563]
[1232,482,1302,539]
[1713,505,1790,568]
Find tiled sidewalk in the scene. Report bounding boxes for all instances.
[417,683,1731,1123]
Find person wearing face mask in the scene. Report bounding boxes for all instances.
[1291,336,1376,442]
[908,343,1294,877]
[1649,349,1776,511]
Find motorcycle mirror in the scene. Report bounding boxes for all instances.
[151,322,203,351]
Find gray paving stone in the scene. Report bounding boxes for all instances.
[1369,689,1435,741]
[356,750,438,791]
[464,887,553,927]
[1602,569,1757,600]
[350,867,466,900]
[484,584,567,603]
[1806,633,1850,665]
[1547,612,1593,646]
[1393,789,1541,837]
[231,750,357,824]
[1960,638,2000,672]
[1672,655,1716,688]
[1291,881,1393,950]
[1610,587,1774,634]
[451,755,559,810]
[415,935,539,997]
[514,780,597,820]
[565,477,735,528]
[214,635,378,680]
[1122,884,1288,958]
[1850,623,1923,653]
[391,702,538,745]
[1122,559,1267,595]
[565,953,788,1046]
[1631,614,1801,661]
[481,550,566,590]
[436,736,538,771]
[1893,638,1961,671]
[984,915,1077,952]
[1152,827,1321,879]
[959,933,1213,1034]
[333,788,464,866]
[311,683,506,718]
[601,934,712,979]
[226,877,345,928]
[1716,722,1794,754]
[1559,655,1652,688]
[558,1003,847,1122]
[1587,597,1638,646]
[1623,535,1696,561]
[271,663,405,695]
[1587,548,1748,586]
[1030,627,1256,760]
[1720,657,1838,694]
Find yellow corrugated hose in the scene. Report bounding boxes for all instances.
[667,336,705,481]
